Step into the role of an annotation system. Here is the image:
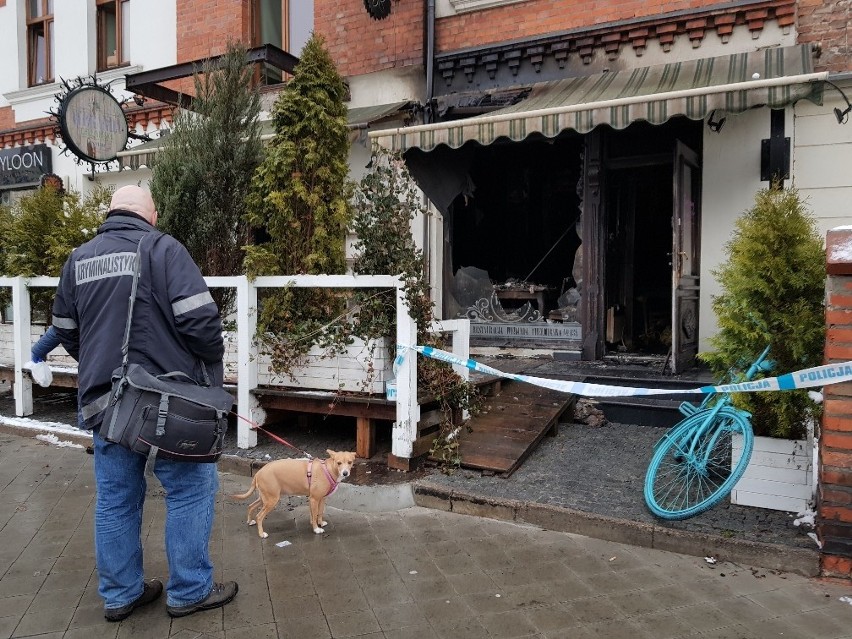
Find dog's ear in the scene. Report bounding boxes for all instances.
[326,449,335,457]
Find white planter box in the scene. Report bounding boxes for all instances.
[223,333,392,394]
[731,434,814,513]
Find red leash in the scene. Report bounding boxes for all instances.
[232,411,314,459]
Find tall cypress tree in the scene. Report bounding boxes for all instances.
[244,33,353,374]
[151,41,262,315]
[703,186,825,439]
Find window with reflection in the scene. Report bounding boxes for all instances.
[252,0,313,84]
[97,0,129,70]
[27,0,54,86]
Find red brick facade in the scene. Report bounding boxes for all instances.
[313,0,806,79]
[314,0,424,78]
[797,0,852,73]
[0,106,14,132]
[176,0,251,63]
[433,0,781,51]
[820,228,852,579]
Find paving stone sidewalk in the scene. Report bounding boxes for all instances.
[0,389,821,557]
[2,432,852,639]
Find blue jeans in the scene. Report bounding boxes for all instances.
[92,431,219,609]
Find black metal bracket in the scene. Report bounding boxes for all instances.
[125,44,299,110]
[760,109,789,184]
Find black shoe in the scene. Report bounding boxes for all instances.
[104,579,163,622]
[166,581,239,618]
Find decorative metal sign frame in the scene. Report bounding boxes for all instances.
[49,76,133,173]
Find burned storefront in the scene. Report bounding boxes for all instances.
[371,44,823,373]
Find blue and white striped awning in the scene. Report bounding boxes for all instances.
[371,44,826,153]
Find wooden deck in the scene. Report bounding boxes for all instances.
[455,379,576,477]
[253,387,395,460]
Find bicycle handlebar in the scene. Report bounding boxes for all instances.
[743,345,773,381]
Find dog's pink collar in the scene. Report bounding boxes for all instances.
[306,459,339,497]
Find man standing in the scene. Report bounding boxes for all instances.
[52,185,238,621]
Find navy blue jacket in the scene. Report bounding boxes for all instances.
[52,211,224,430]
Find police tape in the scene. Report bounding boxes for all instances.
[393,344,852,398]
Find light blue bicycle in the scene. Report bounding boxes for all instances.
[644,346,774,520]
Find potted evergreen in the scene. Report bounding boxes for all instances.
[243,33,379,391]
[702,186,824,512]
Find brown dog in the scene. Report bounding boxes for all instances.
[231,449,356,537]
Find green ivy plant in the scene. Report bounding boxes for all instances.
[351,148,482,472]
[701,186,825,440]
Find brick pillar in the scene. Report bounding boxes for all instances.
[820,228,852,578]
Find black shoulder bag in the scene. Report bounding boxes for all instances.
[100,236,232,467]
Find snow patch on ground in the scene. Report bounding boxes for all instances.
[793,509,815,528]
[0,414,89,440]
[35,433,84,449]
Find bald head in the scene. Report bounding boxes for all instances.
[109,185,158,226]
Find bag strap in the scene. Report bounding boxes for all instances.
[159,371,196,383]
[105,234,148,443]
[119,235,146,379]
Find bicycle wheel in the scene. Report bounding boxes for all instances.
[644,406,753,520]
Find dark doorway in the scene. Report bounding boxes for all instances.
[445,135,584,320]
[604,164,673,354]
[599,118,703,364]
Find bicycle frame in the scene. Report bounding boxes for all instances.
[644,345,775,519]
[659,346,772,473]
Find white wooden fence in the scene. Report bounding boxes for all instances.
[0,275,471,459]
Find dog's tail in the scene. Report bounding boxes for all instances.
[229,475,258,501]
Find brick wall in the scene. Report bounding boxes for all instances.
[176,0,250,63]
[820,228,852,579]
[435,0,736,52]
[798,0,851,73]
[314,0,424,78]
[0,106,14,133]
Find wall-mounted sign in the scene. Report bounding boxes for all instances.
[471,322,582,340]
[57,84,129,164]
[0,144,52,189]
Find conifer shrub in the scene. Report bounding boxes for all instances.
[151,41,262,316]
[0,185,110,321]
[244,33,353,375]
[701,186,825,440]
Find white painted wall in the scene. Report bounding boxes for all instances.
[698,106,772,352]
[53,0,96,80]
[699,87,852,353]
[0,1,26,100]
[347,67,425,110]
[793,82,852,237]
[123,0,177,72]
